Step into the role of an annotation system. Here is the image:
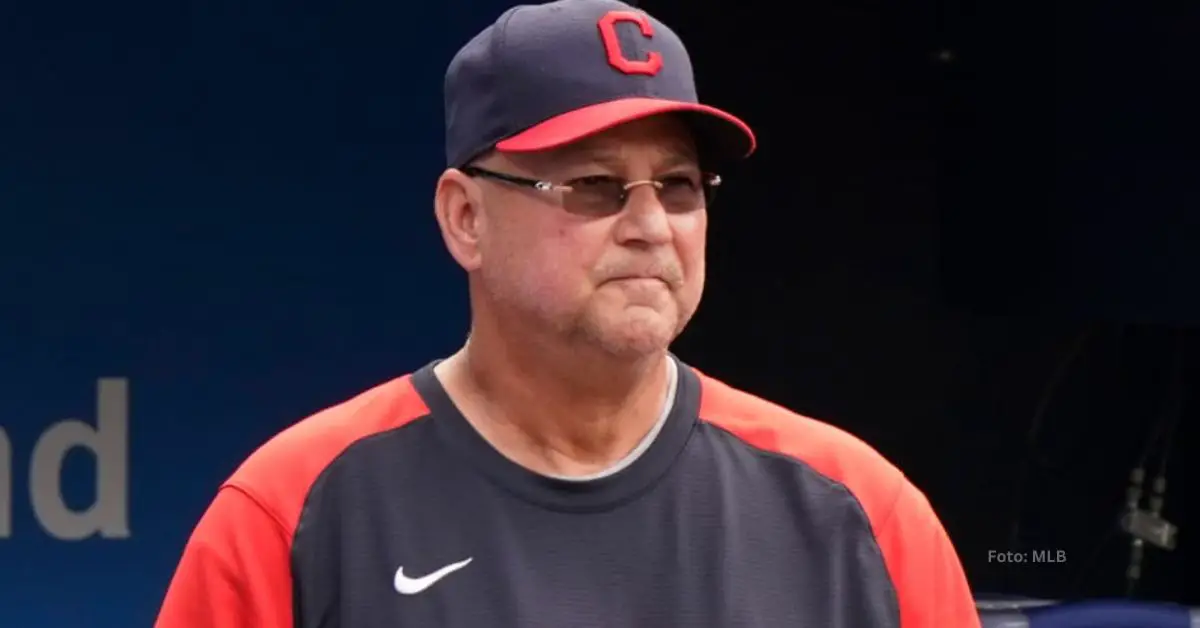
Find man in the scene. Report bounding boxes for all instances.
[157,0,981,626]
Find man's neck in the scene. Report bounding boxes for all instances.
[435,326,673,478]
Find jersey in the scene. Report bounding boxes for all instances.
[156,358,981,627]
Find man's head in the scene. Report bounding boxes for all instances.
[434,0,755,360]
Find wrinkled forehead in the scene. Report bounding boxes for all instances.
[502,114,700,171]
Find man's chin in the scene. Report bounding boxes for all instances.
[585,314,678,359]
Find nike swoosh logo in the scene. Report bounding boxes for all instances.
[393,557,473,595]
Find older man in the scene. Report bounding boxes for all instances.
[156,1,981,626]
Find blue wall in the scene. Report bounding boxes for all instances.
[0,1,510,624]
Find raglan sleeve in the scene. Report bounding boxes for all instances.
[875,481,981,628]
[155,485,294,628]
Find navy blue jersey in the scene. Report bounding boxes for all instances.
[157,359,980,627]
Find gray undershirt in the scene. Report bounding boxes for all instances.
[545,356,679,482]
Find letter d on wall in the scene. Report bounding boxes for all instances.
[30,378,131,540]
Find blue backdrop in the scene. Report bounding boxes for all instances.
[0,0,510,624]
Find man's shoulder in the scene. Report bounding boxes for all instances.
[692,368,907,529]
[220,372,431,533]
[689,369,980,625]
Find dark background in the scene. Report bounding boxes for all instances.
[644,0,1197,606]
[1,0,1196,624]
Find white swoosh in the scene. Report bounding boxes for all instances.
[393,557,473,595]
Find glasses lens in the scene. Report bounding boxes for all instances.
[563,176,627,216]
[657,174,713,212]
[562,174,719,215]
[703,179,718,208]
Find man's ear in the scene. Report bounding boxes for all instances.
[434,168,484,272]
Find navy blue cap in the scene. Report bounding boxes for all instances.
[443,0,756,168]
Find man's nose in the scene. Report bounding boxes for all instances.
[614,183,672,245]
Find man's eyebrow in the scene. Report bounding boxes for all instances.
[553,146,623,169]
[553,147,700,172]
[657,153,701,172]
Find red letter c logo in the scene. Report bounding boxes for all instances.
[597,11,664,76]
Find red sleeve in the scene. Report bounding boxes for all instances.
[156,485,293,628]
[156,375,430,627]
[876,482,980,628]
[696,372,980,628]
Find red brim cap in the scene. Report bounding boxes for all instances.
[494,97,756,162]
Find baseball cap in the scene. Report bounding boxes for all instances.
[443,0,756,168]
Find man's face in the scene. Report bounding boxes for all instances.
[469,115,709,358]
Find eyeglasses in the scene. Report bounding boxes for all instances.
[461,165,721,217]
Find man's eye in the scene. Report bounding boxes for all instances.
[659,174,700,190]
[569,175,620,187]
